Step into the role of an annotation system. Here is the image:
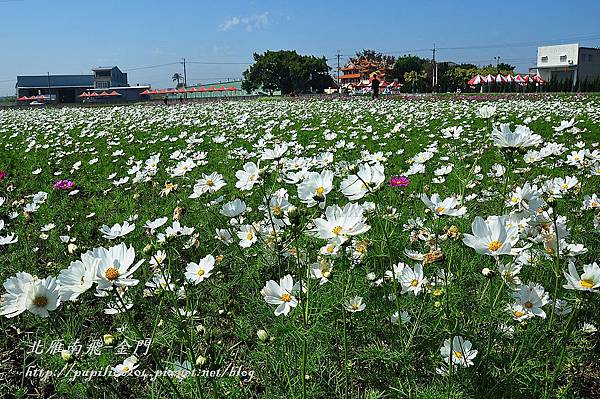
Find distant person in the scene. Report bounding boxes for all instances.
[163,96,168,106]
[371,75,380,100]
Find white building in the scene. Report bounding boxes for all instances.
[535,43,600,85]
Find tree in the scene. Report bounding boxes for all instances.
[172,73,183,88]
[350,49,396,67]
[242,50,333,95]
[404,71,427,93]
[392,55,428,82]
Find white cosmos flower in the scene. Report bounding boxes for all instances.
[235,161,261,191]
[215,228,233,245]
[261,143,289,160]
[420,193,466,217]
[511,282,549,319]
[220,199,247,218]
[298,170,334,208]
[312,203,370,244]
[261,274,299,316]
[189,172,226,198]
[344,296,366,313]
[185,255,215,284]
[0,233,18,245]
[475,104,496,119]
[0,272,35,318]
[491,124,543,149]
[340,162,385,200]
[563,261,600,292]
[112,355,139,376]
[58,253,100,301]
[440,336,477,368]
[93,243,144,291]
[237,224,258,248]
[100,221,135,240]
[400,264,426,295]
[25,277,61,318]
[143,217,168,233]
[463,216,518,257]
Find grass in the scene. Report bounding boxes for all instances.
[0,94,599,398]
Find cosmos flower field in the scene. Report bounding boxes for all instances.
[1,95,599,398]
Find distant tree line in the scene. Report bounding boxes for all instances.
[241,49,600,95]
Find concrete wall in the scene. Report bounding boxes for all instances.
[578,48,600,81]
[537,44,579,68]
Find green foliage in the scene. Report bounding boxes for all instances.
[241,50,333,95]
[393,54,429,82]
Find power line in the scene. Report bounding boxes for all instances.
[123,62,180,72]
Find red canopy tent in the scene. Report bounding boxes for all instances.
[89,92,99,97]
[177,88,187,93]
[158,89,168,95]
[139,89,150,95]
[513,74,525,84]
[78,92,89,98]
[495,74,507,84]
[467,75,485,85]
[98,91,109,97]
[217,86,226,91]
[108,91,121,97]
[198,87,207,92]
[227,86,237,91]
[533,75,545,84]
[186,87,197,93]
[17,96,28,101]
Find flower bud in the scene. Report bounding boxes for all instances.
[103,334,114,345]
[257,329,269,342]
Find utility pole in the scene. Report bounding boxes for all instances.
[181,58,187,99]
[336,50,341,93]
[431,44,437,93]
[494,56,500,73]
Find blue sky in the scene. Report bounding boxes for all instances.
[1,0,600,95]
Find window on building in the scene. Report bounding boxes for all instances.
[541,56,548,63]
[560,55,567,62]
[589,54,594,62]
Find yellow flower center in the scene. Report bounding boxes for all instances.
[315,186,325,196]
[326,245,335,253]
[436,206,445,214]
[332,226,343,235]
[206,179,214,186]
[123,366,130,372]
[453,350,463,359]
[524,301,533,309]
[247,233,254,240]
[273,206,282,215]
[512,197,519,203]
[488,240,502,251]
[33,295,48,308]
[105,267,120,281]
[591,201,599,207]
[580,279,595,289]
[281,293,292,302]
[351,303,359,310]
[411,279,419,287]
[514,310,525,318]
[197,268,205,277]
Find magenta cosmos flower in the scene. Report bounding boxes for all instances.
[53,179,76,190]
[0,171,6,181]
[388,176,410,188]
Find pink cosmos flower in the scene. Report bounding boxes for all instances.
[0,171,6,181]
[53,179,76,190]
[388,176,410,188]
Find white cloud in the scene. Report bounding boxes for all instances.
[219,12,269,32]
